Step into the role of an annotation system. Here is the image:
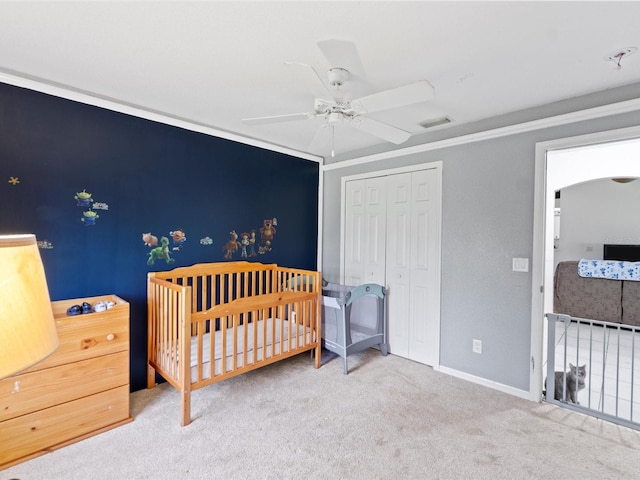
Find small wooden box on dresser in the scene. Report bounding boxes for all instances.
[0,294,132,469]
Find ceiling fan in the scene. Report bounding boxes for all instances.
[242,39,435,157]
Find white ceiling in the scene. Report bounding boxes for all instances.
[0,1,639,161]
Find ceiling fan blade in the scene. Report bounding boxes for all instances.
[285,61,335,100]
[317,39,365,77]
[242,112,315,125]
[350,116,411,144]
[308,124,332,153]
[352,80,435,114]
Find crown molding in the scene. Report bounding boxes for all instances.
[0,70,322,164]
[323,96,640,171]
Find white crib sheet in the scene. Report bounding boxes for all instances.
[189,318,312,381]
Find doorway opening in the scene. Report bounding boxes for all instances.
[531,126,640,406]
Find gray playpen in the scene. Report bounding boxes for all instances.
[321,282,388,374]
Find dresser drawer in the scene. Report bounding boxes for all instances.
[0,385,130,467]
[0,350,129,422]
[25,295,129,373]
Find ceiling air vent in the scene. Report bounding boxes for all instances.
[419,116,452,129]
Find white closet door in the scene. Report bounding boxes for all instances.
[385,172,412,358]
[343,166,441,367]
[407,169,440,365]
[344,179,366,286]
[344,177,386,286]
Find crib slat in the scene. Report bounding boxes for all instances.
[196,321,204,382]
[261,307,268,361]
[243,311,249,367]
[232,313,238,371]
[221,314,228,374]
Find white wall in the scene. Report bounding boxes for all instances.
[554,178,640,266]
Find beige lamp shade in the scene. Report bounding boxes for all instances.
[0,234,59,378]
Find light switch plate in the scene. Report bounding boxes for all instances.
[512,257,529,272]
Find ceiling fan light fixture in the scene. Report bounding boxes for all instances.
[327,112,344,124]
[327,68,349,87]
[611,177,638,183]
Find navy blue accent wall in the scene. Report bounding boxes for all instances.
[0,83,319,391]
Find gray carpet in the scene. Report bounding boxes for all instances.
[3,349,640,479]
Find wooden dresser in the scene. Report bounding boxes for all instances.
[0,294,132,469]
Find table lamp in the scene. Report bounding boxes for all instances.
[0,234,59,379]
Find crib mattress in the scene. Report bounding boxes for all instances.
[186,318,312,381]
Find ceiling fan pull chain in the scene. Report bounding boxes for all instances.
[331,124,336,158]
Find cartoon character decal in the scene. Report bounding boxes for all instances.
[142,232,158,247]
[248,230,257,257]
[37,239,54,249]
[258,219,276,254]
[222,218,279,260]
[239,232,250,258]
[170,229,186,251]
[81,210,99,225]
[75,188,109,225]
[143,230,188,265]
[223,230,241,260]
[75,189,93,207]
[147,236,175,266]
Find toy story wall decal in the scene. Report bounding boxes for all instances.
[142,232,158,247]
[37,239,54,249]
[170,229,186,251]
[141,218,277,265]
[75,189,92,207]
[223,217,278,260]
[75,188,109,226]
[147,236,175,266]
[239,231,252,258]
[223,230,240,260]
[81,210,99,225]
[258,218,276,254]
[143,228,187,266]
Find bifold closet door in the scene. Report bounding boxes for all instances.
[386,169,439,365]
[343,176,386,286]
[385,172,412,359]
[409,169,439,365]
[344,168,440,366]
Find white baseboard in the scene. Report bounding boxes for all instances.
[437,365,533,401]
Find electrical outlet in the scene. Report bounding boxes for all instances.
[472,339,482,354]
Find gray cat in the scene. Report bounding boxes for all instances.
[545,363,586,404]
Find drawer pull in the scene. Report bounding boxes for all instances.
[106,334,115,341]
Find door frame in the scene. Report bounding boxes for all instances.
[340,160,443,368]
[530,125,640,401]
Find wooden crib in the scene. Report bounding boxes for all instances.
[147,261,322,426]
